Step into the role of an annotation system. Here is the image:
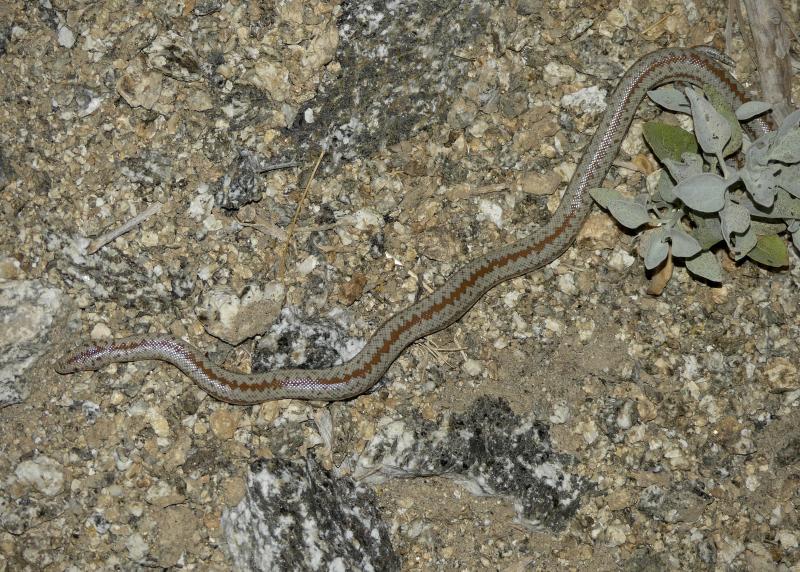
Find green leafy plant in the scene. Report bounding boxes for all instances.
[590,83,800,286]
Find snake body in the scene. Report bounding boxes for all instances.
[56,47,771,404]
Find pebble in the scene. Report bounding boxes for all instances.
[14,456,64,496]
[462,358,483,377]
[210,409,241,440]
[90,323,112,340]
[57,25,75,48]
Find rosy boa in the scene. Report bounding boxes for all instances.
[56,47,772,404]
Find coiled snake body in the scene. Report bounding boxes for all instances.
[56,47,771,404]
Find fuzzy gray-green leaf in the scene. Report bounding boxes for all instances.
[589,187,625,209]
[750,220,787,236]
[744,188,800,219]
[673,173,728,213]
[648,87,691,113]
[642,122,699,163]
[721,201,751,239]
[777,109,800,139]
[685,251,723,282]
[644,229,670,270]
[775,165,800,199]
[607,199,652,229]
[688,213,724,249]
[704,84,742,156]
[656,171,677,203]
[747,234,789,267]
[686,88,731,156]
[746,131,776,168]
[663,154,703,182]
[669,227,701,258]
[735,101,772,121]
[730,226,758,261]
[768,128,800,164]
[740,166,777,208]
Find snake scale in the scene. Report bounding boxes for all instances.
[56,47,772,404]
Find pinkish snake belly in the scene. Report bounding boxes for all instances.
[55,47,772,404]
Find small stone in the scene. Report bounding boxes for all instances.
[145,480,186,508]
[543,62,576,86]
[126,533,149,562]
[576,420,598,444]
[520,171,561,196]
[140,230,159,247]
[223,458,399,570]
[0,257,21,280]
[147,408,171,438]
[777,530,798,549]
[715,535,745,565]
[245,61,290,102]
[549,403,570,424]
[462,358,483,377]
[512,129,540,153]
[338,273,367,306]
[606,490,633,511]
[763,357,798,392]
[606,8,626,28]
[186,90,214,112]
[296,255,318,276]
[478,200,503,228]
[14,455,64,496]
[557,273,577,295]
[352,208,382,230]
[605,522,628,546]
[116,68,163,110]
[90,322,112,340]
[300,24,339,69]
[57,25,75,48]
[210,409,241,440]
[447,98,478,129]
[544,318,564,334]
[578,212,618,248]
[0,280,66,406]
[608,250,635,271]
[576,319,595,342]
[199,283,285,345]
[561,86,607,115]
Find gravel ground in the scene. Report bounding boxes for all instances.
[1,0,799,570]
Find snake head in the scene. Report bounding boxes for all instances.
[54,344,107,374]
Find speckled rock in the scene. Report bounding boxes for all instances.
[252,307,365,373]
[285,0,501,169]
[222,457,400,572]
[0,280,67,407]
[356,396,589,530]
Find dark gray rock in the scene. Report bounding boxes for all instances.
[285,0,500,169]
[356,396,590,531]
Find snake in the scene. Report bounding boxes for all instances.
[55,47,772,404]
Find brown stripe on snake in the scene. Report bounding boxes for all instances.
[55,47,773,404]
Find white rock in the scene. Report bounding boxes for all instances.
[778,531,798,549]
[90,323,112,340]
[557,273,577,295]
[126,533,149,561]
[58,25,76,48]
[561,85,607,115]
[462,358,483,377]
[478,199,504,228]
[15,455,64,496]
